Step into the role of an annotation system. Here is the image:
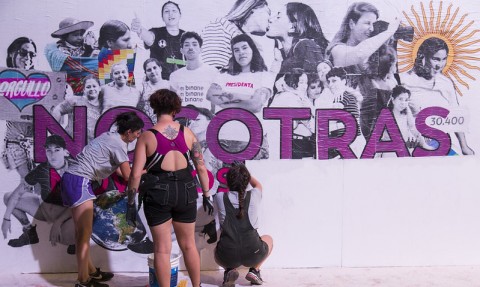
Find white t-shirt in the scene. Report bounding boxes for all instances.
[139,80,170,123]
[270,90,315,136]
[214,71,275,99]
[400,71,458,110]
[169,64,219,110]
[102,84,140,111]
[214,188,262,229]
[67,132,129,182]
[212,71,275,141]
[401,71,465,154]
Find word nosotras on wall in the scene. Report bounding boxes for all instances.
[0,0,478,257]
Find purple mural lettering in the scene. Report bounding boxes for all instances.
[317,109,357,160]
[207,108,263,163]
[33,105,87,161]
[95,107,153,137]
[216,167,229,193]
[33,106,152,161]
[412,107,451,157]
[263,107,311,159]
[361,109,410,159]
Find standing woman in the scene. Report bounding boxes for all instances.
[61,112,144,287]
[214,163,273,286]
[126,89,212,287]
[131,1,184,80]
[137,58,170,123]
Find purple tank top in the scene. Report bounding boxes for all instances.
[144,125,190,173]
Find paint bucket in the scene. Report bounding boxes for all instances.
[148,253,181,287]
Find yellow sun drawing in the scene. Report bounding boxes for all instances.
[397,0,480,96]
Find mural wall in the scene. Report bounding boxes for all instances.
[1,0,480,273]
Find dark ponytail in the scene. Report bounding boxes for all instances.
[226,164,251,219]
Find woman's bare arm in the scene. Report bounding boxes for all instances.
[250,175,262,192]
[186,127,210,196]
[331,18,400,67]
[127,133,148,204]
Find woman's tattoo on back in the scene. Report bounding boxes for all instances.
[163,125,178,139]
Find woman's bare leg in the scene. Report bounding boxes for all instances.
[151,219,173,287]
[71,200,94,283]
[173,221,200,287]
[254,235,273,270]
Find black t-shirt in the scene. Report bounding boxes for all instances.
[145,27,185,80]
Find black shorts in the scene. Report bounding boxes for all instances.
[215,237,269,269]
[143,168,198,226]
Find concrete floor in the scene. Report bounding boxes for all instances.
[3,266,480,287]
